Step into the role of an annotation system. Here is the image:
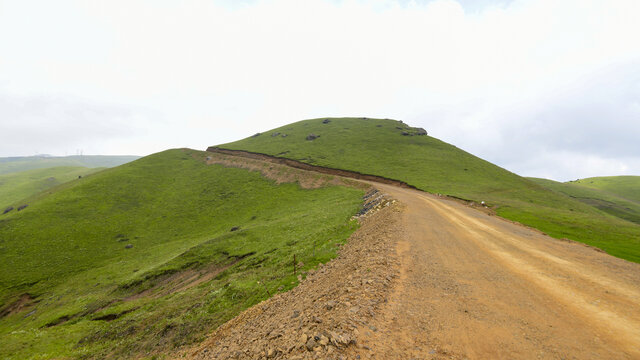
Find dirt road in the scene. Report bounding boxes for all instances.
[356,183,640,359]
[188,152,640,359]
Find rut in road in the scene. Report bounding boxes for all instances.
[354,183,640,359]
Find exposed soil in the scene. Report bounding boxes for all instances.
[202,152,366,190]
[178,153,640,359]
[124,261,241,302]
[0,293,36,319]
[177,197,403,359]
[206,147,416,190]
[356,183,640,359]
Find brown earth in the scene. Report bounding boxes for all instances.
[0,293,36,319]
[179,193,402,360]
[355,183,640,359]
[178,153,640,359]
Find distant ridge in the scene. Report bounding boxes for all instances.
[0,155,140,175]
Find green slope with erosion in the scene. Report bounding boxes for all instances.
[219,117,640,263]
[0,155,139,175]
[0,149,363,359]
[529,177,640,226]
[0,166,104,211]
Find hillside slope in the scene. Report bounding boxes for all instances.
[0,166,104,210]
[218,117,640,262]
[0,149,363,359]
[574,176,640,203]
[529,177,640,225]
[0,155,139,175]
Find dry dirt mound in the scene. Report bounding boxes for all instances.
[177,201,403,359]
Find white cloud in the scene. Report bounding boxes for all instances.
[0,0,639,180]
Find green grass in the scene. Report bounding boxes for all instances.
[0,166,104,210]
[529,177,640,225]
[573,176,640,203]
[0,149,363,359]
[220,117,640,263]
[0,155,139,175]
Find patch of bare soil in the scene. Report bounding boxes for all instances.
[125,261,240,302]
[206,147,414,190]
[0,293,36,318]
[202,152,365,190]
[176,199,404,359]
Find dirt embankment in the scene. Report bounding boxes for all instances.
[179,198,403,359]
[206,147,418,190]
[202,151,365,190]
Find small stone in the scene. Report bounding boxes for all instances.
[230,226,240,232]
[300,333,308,344]
[313,316,322,323]
[305,338,317,351]
[319,335,329,346]
[324,300,336,310]
[291,310,300,318]
[125,244,133,249]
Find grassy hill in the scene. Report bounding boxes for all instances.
[219,117,640,263]
[0,155,139,175]
[0,166,104,211]
[529,177,640,225]
[0,149,363,359]
[573,176,640,203]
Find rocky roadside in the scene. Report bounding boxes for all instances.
[177,190,403,360]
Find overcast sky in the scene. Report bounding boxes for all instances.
[1,0,639,181]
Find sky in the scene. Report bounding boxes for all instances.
[1,0,639,181]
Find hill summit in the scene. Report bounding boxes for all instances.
[216,117,640,262]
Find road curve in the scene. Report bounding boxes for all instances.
[357,183,640,359]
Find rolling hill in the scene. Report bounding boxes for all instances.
[0,166,104,211]
[218,117,640,263]
[0,149,363,359]
[0,155,139,175]
[529,177,640,226]
[573,176,640,203]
